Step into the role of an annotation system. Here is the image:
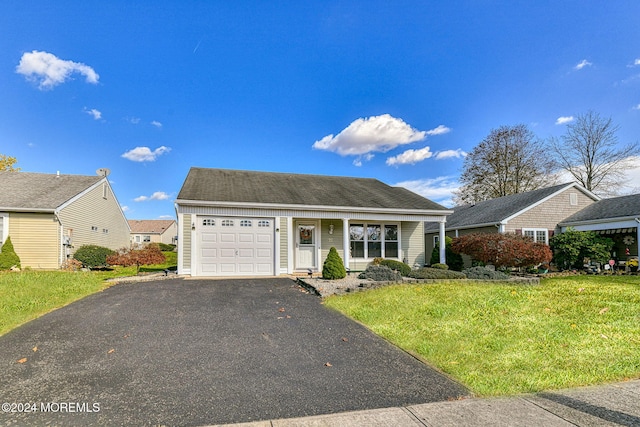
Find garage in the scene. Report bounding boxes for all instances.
[196,216,275,276]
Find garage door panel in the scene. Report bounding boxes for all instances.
[197,216,274,277]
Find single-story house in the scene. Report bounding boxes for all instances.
[128,219,177,247]
[0,171,130,269]
[175,167,452,277]
[559,192,640,263]
[425,182,600,266]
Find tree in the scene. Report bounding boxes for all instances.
[451,233,552,269]
[430,236,464,271]
[453,125,556,204]
[106,244,166,274]
[549,228,614,270]
[0,154,20,171]
[0,236,21,270]
[322,247,346,280]
[548,111,639,196]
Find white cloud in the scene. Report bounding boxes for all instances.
[313,114,427,156]
[126,117,141,124]
[84,107,102,120]
[435,149,466,160]
[121,205,129,212]
[634,59,640,66]
[574,59,592,70]
[426,125,451,136]
[556,116,575,125]
[394,176,460,207]
[16,50,99,89]
[633,104,640,111]
[121,146,171,162]
[151,120,163,128]
[134,191,170,202]
[386,146,433,166]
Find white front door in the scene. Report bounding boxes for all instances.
[295,222,318,270]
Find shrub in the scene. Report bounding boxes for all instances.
[158,243,176,252]
[407,267,466,280]
[451,233,552,269]
[431,263,449,270]
[378,259,411,276]
[322,247,347,280]
[73,245,115,268]
[463,266,511,280]
[0,236,21,270]
[430,236,464,271]
[60,258,83,271]
[358,265,402,282]
[107,243,166,274]
[550,228,615,270]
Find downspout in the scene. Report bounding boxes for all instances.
[635,218,640,258]
[54,210,64,267]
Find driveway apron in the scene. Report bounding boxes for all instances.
[0,278,468,426]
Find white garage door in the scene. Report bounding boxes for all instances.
[197,216,274,276]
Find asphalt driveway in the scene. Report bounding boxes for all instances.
[0,278,468,426]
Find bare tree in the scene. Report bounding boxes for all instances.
[549,111,638,195]
[453,124,556,205]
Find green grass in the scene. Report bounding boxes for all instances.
[324,275,640,396]
[0,251,178,336]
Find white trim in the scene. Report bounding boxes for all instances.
[286,217,294,273]
[176,198,453,217]
[294,220,320,271]
[274,216,281,275]
[342,218,350,269]
[0,212,8,244]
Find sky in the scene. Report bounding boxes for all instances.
[2,1,640,220]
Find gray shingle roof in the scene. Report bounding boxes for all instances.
[426,183,586,231]
[561,193,640,224]
[177,167,448,211]
[128,219,176,234]
[0,171,103,210]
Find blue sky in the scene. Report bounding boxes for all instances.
[2,1,640,220]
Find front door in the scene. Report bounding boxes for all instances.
[295,222,317,270]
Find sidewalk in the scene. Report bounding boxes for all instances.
[212,379,640,426]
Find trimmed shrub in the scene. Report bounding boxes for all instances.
[451,233,552,269]
[431,263,449,270]
[430,236,464,271]
[463,266,511,280]
[378,259,411,276]
[73,245,115,268]
[407,267,466,280]
[358,265,402,282]
[322,247,347,280]
[0,236,21,270]
[158,243,176,252]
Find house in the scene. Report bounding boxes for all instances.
[559,193,640,264]
[128,219,177,247]
[425,182,600,266]
[175,167,452,277]
[0,171,130,269]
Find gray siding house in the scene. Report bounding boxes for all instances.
[175,167,452,277]
[0,171,130,269]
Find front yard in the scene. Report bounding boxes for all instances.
[324,275,640,396]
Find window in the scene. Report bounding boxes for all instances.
[103,229,109,234]
[135,236,141,243]
[570,193,578,206]
[258,220,271,227]
[143,235,151,242]
[202,219,215,226]
[523,228,548,244]
[350,222,399,259]
[91,226,98,232]
[240,220,252,227]
[221,219,234,227]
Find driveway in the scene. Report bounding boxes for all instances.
[0,278,468,426]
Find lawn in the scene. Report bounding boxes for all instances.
[0,251,177,336]
[324,275,640,396]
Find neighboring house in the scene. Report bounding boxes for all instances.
[425,182,600,266]
[0,171,130,269]
[175,167,452,277]
[128,219,177,246]
[559,193,640,263]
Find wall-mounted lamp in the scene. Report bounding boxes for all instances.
[276,228,280,232]
[329,224,334,235]
[191,222,195,230]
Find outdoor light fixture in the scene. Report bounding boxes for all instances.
[329,224,334,234]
